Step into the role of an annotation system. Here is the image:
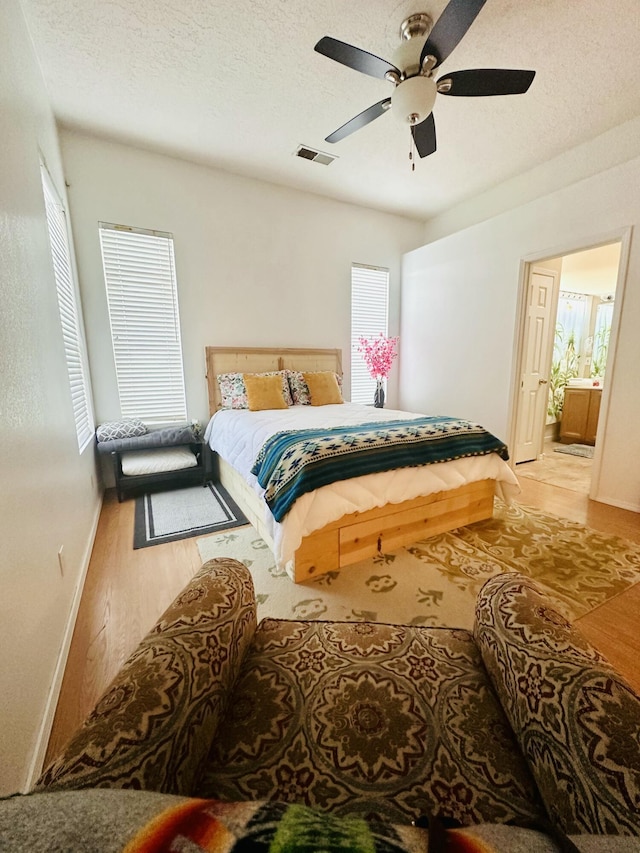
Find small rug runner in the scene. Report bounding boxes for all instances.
[197,501,640,629]
[554,443,595,458]
[134,482,248,549]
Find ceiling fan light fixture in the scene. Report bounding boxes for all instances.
[391,75,437,125]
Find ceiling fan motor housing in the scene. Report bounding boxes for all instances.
[392,31,425,77]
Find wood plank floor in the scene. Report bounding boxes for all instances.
[44,478,640,768]
[45,491,205,765]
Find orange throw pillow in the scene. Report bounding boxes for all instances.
[302,371,343,406]
[244,373,288,411]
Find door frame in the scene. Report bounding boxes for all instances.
[508,226,632,501]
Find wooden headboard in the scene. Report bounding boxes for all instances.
[205,346,343,415]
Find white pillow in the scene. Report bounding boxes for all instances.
[120,447,198,476]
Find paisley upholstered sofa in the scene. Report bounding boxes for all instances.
[3,560,640,851]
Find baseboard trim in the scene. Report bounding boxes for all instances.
[591,494,640,514]
[24,492,103,791]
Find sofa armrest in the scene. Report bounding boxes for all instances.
[35,558,257,796]
[474,572,640,836]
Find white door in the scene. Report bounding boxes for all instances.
[514,266,559,463]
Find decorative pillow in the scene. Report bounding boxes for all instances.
[244,373,289,411]
[474,572,640,836]
[128,798,430,853]
[216,372,249,409]
[0,791,431,853]
[217,372,292,409]
[302,371,343,406]
[287,370,343,405]
[96,419,147,442]
[1,793,631,853]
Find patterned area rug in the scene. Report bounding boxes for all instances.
[197,501,640,629]
[133,482,248,548]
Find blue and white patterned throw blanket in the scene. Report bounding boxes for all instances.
[251,416,509,522]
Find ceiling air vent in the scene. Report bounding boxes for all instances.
[294,145,337,166]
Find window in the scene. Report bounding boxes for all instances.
[41,165,94,452]
[350,264,390,404]
[591,299,614,378]
[99,223,187,425]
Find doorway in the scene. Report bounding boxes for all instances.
[512,240,622,496]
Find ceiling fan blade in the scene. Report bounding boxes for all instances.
[411,113,437,158]
[315,36,399,80]
[437,68,536,96]
[325,98,391,143]
[420,0,487,68]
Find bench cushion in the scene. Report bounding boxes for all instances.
[198,619,545,827]
[120,446,198,476]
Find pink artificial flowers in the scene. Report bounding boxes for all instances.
[358,333,399,380]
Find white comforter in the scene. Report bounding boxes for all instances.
[204,403,520,574]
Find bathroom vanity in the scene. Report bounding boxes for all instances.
[560,386,602,445]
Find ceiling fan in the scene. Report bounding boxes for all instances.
[314,0,535,158]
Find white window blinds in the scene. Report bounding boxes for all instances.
[351,264,390,404]
[41,166,94,452]
[99,223,187,425]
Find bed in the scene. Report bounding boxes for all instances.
[204,346,520,583]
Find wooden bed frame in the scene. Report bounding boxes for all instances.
[205,346,495,583]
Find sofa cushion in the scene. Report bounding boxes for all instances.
[36,559,257,796]
[198,618,546,827]
[474,572,640,836]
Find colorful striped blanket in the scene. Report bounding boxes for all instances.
[251,416,509,522]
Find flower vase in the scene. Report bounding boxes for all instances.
[374,379,385,408]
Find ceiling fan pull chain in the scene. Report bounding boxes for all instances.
[409,132,416,171]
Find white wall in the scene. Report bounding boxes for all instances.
[418,117,640,246]
[0,0,102,795]
[400,131,640,513]
[59,130,424,430]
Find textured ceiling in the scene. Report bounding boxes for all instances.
[20,0,640,221]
